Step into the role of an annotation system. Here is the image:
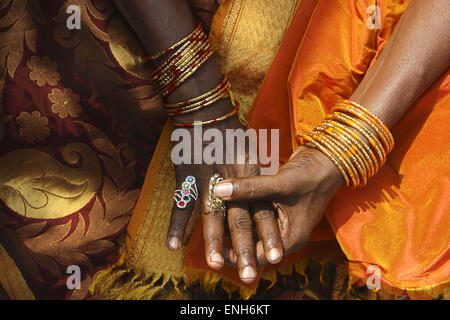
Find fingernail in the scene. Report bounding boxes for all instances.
[269,248,281,262]
[214,182,233,198]
[210,253,224,265]
[240,266,256,280]
[169,237,180,250]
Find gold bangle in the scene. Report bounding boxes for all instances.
[344,100,394,149]
[165,77,230,109]
[155,39,209,86]
[329,112,387,165]
[323,119,379,174]
[170,104,238,128]
[300,134,350,186]
[334,102,393,153]
[166,88,229,116]
[145,22,203,61]
[315,127,368,185]
[152,29,205,79]
[160,50,214,96]
[312,132,360,187]
[320,122,375,178]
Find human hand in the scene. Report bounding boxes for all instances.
[166,112,284,284]
[213,145,344,268]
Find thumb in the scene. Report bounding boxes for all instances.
[213,174,283,202]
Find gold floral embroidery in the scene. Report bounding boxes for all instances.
[48,88,82,119]
[16,111,50,142]
[27,56,61,87]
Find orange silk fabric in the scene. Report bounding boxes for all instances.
[249,0,449,296]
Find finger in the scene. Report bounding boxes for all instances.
[202,208,225,270]
[167,175,198,250]
[223,245,237,265]
[214,174,287,202]
[252,201,283,264]
[167,199,194,250]
[227,202,257,284]
[256,241,268,266]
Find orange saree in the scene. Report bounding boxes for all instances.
[94,0,449,300]
[248,0,450,299]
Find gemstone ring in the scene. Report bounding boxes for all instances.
[174,176,198,209]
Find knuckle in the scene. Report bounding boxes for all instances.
[237,248,253,260]
[262,231,277,242]
[210,209,225,220]
[253,210,274,222]
[207,234,222,245]
[230,214,252,231]
[236,179,255,198]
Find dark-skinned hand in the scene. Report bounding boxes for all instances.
[213,145,343,274]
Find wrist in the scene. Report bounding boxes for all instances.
[302,144,345,192]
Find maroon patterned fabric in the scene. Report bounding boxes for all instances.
[0,0,218,299]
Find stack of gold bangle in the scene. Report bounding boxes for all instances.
[164,77,231,117]
[147,22,240,127]
[300,100,394,187]
[150,24,214,97]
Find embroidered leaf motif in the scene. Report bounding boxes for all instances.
[0,0,38,77]
[0,144,102,219]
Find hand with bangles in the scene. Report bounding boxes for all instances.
[114,0,449,285]
[210,0,449,283]
[212,99,395,274]
[113,0,285,284]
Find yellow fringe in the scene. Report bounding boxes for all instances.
[91,253,448,300]
[89,253,126,296]
[90,253,184,300]
[91,254,315,300]
[184,266,257,300]
[184,257,316,300]
[347,269,450,300]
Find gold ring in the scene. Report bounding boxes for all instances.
[204,173,226,215]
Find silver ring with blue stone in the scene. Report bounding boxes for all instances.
[174,176,198,209]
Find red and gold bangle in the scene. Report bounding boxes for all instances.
[152,36,207,85]
[160,49,214,96]
[143,22,202,61]
[166,87,230,116]
[153,35,207,82]
[152,29,204,76]
[170,104,239,128]
[155,41,213,94]
[149,22,214,97]
[164,77,230,109]
[156,42,210,88]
